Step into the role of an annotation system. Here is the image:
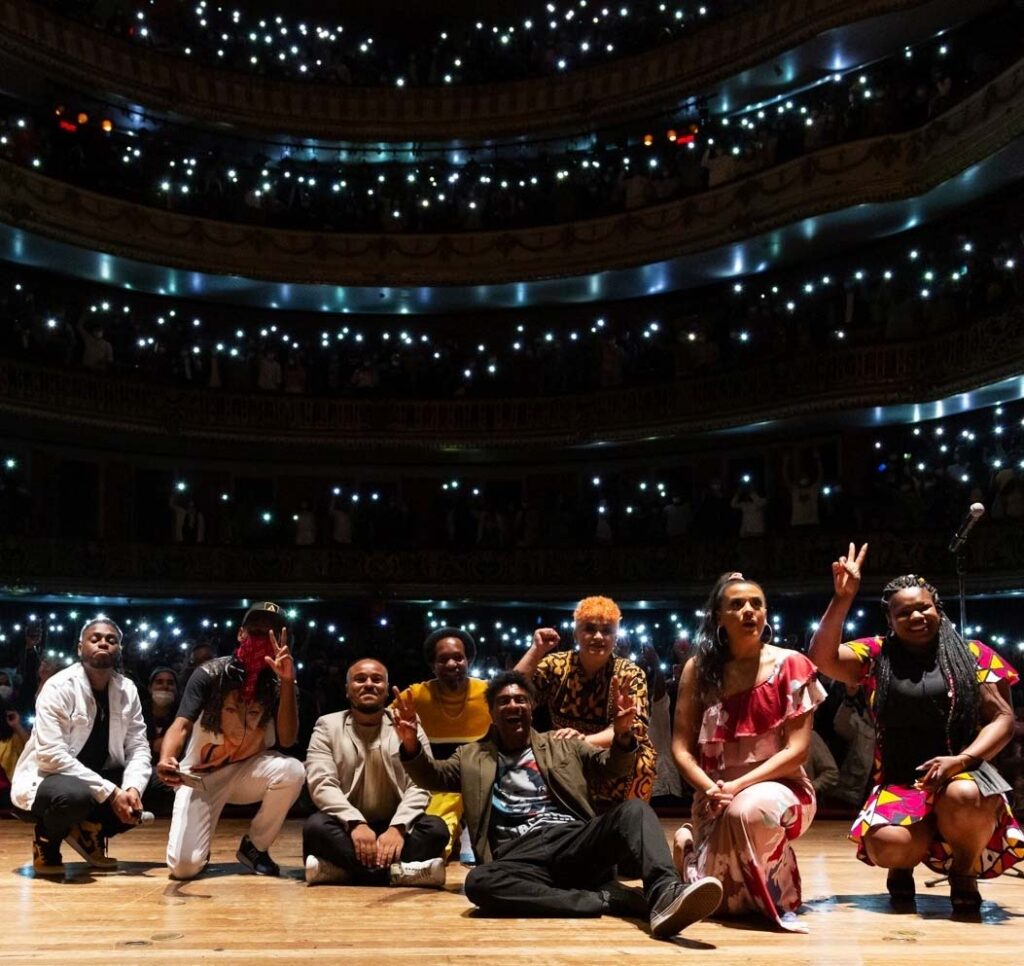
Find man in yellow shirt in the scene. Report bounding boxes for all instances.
[393,628,490,862]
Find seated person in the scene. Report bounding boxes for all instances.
[10,619,151,875]
[1,693,29,811]
[157,602,305,879]
[303,658,448,886]
[393,670,722,940]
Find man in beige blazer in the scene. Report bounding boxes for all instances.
[303,657,448,886]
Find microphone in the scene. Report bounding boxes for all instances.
[131,809,156,826]
[948,503,985,553]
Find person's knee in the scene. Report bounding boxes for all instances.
[273,757,306,789]
[167,851,208,880]
[864,829,924,868]
[464,865,497,906]
[43,782,94,825]
[420,815,450,849]
[938,780,982,810]
[722,796,765,830]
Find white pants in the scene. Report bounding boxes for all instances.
[165,751,305,879]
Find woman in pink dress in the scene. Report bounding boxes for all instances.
[671,572,825,931]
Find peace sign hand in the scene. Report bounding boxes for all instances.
[832,542,868,601]
[264,628,295,683]
[609,677,637,739]
[390,687,421,753]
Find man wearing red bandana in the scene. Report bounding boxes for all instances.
[157,602,305,878]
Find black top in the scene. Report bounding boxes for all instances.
[879,643,949,785]
[178,656,279,734]
[77,688,110,774]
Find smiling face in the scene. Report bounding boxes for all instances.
[489,684,534,750]
[346,659,389,714]
[716,582,767,651]
[574,618,618,669]
[433,637,469,692]
[78,621,121,669]
[886,587,941,647]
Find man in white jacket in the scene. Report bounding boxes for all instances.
[11,618,151,876]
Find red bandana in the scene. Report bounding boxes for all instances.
[234,632,276,701]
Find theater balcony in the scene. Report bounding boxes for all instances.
[0,0,983,140]
[0,57,1021,297]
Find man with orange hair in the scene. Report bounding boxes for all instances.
[515,596,656,810]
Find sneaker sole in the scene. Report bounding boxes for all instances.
[651,879,723,939]
[64,836,117,869]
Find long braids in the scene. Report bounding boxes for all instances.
[876,574,980,754]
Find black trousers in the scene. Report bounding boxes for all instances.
[465,799,677,917]
[20,771,134,840]
[302,811,449,884]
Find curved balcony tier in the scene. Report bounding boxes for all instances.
[0,526,1018,599]
[0,0,976,140]
[0,305,1020,455]
[1,58,1022,295]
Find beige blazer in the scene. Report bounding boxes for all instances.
[305,710,432,829]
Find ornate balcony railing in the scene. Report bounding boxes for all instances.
[0,526,1019,598]
[0,305,1021,452]
[1,56,1021,287]
[1,0,940,140]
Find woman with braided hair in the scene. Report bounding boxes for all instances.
[810,543,1024,915]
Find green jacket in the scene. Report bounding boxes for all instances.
[402,727,636,864]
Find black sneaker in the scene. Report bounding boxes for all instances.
[236,835,280,876]
[650,877,723,939]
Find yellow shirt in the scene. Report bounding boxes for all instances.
[0,732,26,785]
[396,678,491,759]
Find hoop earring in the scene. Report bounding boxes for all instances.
[760,623,773,645]
[716,625,729,648]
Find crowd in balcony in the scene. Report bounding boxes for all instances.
[0,192,1021,402]
[1,6,1017,234]
[45,0,755,86]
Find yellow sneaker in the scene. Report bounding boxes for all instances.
[32,832,65,877]
[65,821,118,869]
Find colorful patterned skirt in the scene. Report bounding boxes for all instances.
[850,765,1024,877]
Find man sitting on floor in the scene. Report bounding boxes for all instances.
[157,601,305,878]
[303,658,448,887]
[393,670,722,939]
[11,618,151,876]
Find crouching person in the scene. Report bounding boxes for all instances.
[303,658,448,887]
[11,619,151,875]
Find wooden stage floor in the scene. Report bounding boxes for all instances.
[0,817,1020,964]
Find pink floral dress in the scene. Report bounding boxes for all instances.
[688,650,826,932]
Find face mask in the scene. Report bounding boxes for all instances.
[150,689,176,707]
[0,685,12,700]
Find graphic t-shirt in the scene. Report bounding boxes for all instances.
[489,747,575,850]
[177,657,280,772]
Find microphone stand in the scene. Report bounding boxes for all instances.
[955,549,967,639]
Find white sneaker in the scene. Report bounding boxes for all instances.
[305,854,349,885]
[389,857,446,888]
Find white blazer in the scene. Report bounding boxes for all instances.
[11,663,152,810]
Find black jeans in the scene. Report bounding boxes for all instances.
[19,771,134,840]
[465,799,678,917]
[302,811,449,884]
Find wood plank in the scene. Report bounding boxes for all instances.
[0,818,1019,964]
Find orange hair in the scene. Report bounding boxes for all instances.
[573,596,622,624]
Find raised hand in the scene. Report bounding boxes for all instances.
[832,542,868,600]
[610,677,636,738]
[264,628,295,682]
[531,627,561,655]
[390,686,420,751]
[551,727,586,740]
